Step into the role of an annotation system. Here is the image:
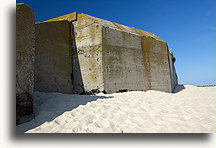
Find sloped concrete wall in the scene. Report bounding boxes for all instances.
[70,13,174,93]
[16,3,35,124]
[102,27,172,93]
[102,27,146,93]
[34,20,73,93]
[141,37,172,93]
[72,20,104,94]
[73,13,174,93]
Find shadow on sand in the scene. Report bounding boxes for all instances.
[16,93,113,132]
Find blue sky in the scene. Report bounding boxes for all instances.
[17,0,215,86]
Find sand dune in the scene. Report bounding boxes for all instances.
[16,85,216,133]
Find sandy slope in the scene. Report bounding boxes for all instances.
[16,85,216,133]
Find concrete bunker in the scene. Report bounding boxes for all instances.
[43,12,178,93]
[16,4,178,96]
[16,3,35,125]
[16,4,178,126]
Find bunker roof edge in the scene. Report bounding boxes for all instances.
[42,12,165,42]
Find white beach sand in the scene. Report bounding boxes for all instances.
[16,85,216,133]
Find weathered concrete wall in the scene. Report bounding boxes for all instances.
[76,13,174,93]
[45,13,104,94]
[71,13,174,93]
[72,17,104,94]
[141,37,172,93]
[102,27,146,93]
[34,20,73,93]
[102,28,172,93]
[43,12,178,93]
[16,3,35,125]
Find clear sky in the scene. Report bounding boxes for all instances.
[17,0,215,86]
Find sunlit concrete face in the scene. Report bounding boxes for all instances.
[102,27,173,93]
[141,37,172,93]
[34,20,73,93]
[102,27,147,93]
[16,3,35,124]
[72,22,104,93]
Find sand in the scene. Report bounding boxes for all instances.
[16,85,216,133]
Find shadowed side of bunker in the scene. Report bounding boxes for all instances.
[16,3,35,125]
[34,21,73,94]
